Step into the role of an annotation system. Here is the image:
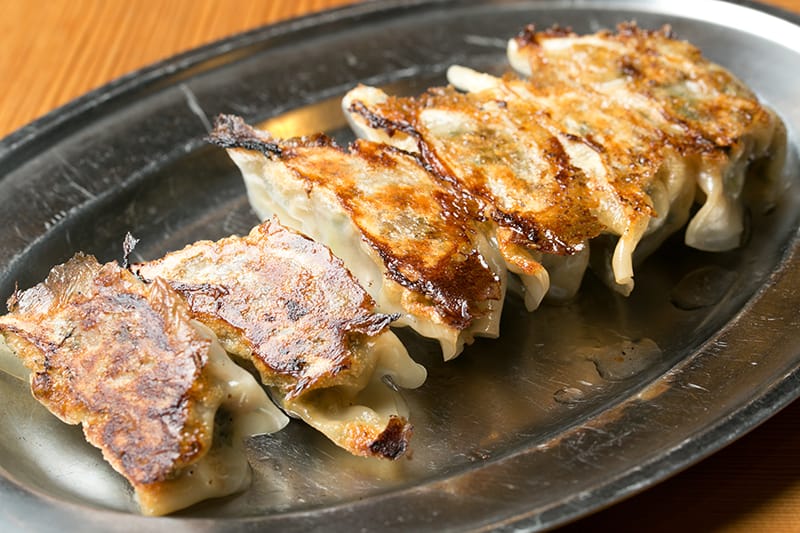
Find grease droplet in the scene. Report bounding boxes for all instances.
[553,387,586,405]
[670,265,737,310]
[588,338,661,381]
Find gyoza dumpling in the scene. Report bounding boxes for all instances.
[344,21,786,296]
[443,65,698,294]
[135,218,427,459]
[209,115,505,361]
[507,23,787,253]
[0,254,288,515]
[343,84,601,303]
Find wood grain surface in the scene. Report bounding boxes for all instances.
[1,1,799,531]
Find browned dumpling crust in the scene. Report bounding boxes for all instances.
[137,219,393,397]
[210,115,505,359]
[346,85,603,256]
[0,256,216,487]
[136,218,427,459]
[345,23,785,296]
[510,22,776,155]
[0,254,288,514]
[507,23,786,258]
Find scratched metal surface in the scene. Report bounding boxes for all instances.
[0,0,799,531]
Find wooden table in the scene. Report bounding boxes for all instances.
[1,1,799,531]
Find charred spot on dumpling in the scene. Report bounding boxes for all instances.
[368,416,414,460]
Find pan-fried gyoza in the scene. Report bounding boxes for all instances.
[209,115,506,360]
[0,21,788,517]
[442,65,695,294]
[342,23,785,296]
[135,218,427,459]
[343,84,602,303]
[0,255,289,516]
[506,23,787,251]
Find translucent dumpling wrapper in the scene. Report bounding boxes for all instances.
[507,23,787,254]
[0,254,288,516]
[136,218,427,459]
[209,115,506,361]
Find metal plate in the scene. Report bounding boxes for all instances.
[1,0,799,530]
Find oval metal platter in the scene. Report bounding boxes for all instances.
[0,0,798,530]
